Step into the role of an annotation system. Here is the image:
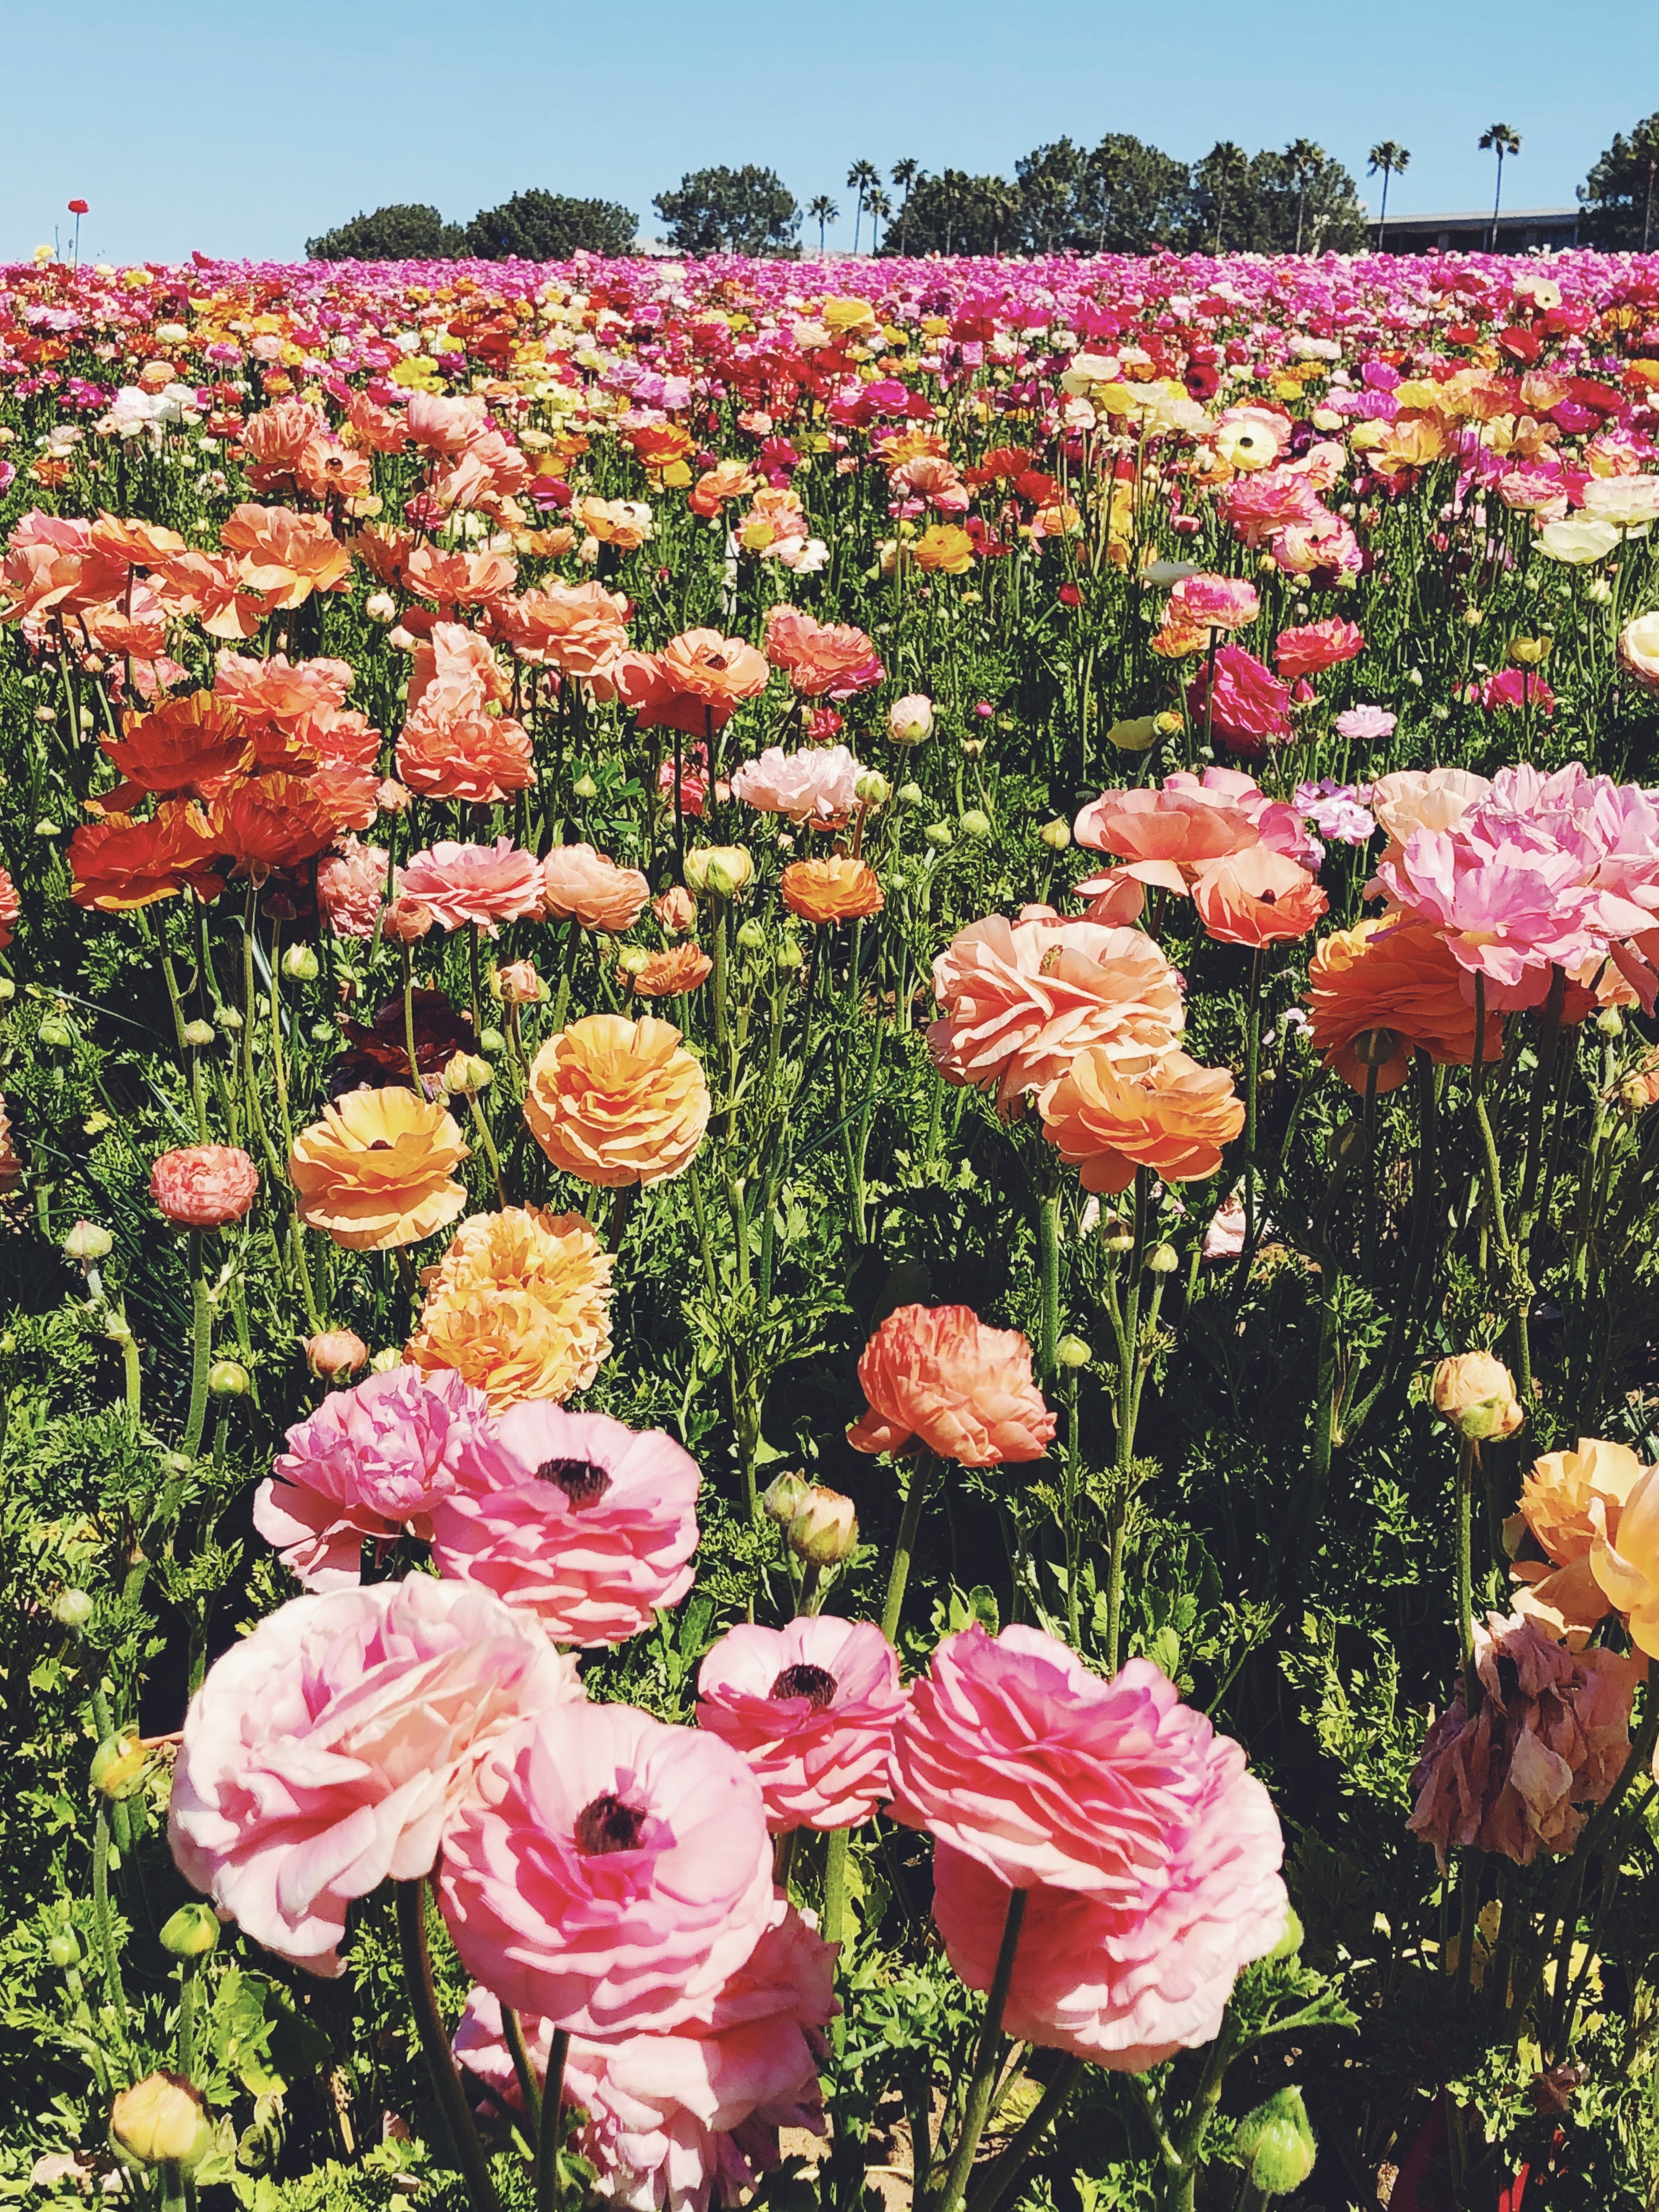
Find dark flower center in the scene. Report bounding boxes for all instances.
[574,1792,646,1855]
[769,1662,838,1710]
[535,1457,612,1509]
[1259,889,1278,906]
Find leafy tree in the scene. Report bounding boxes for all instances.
[1367,141,1411,235]
[1479,122,1522,247]
[1579,113,1659,248]
[889,158,922,252]
[653,166,800,256]
[1187,142,1366,255]
[880,169,1019,255]
[304,203,466,261]
[866,188,893,253]
[462,189,638,260]
[1079,133,1191,252]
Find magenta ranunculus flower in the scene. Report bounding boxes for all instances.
[149,1144,259,1229]
[696,1616,906,1832]
[254,1365,494,1589]
[437,1699,776,2037]
[168,1578,578,1974]
[429,1403,700,1646]
[1184,644,1293,760]
[453,1898,834,2212]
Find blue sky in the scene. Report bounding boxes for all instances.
[6,0,1657,265]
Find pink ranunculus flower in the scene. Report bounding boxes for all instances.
[1185,644,1293,761]
[730,744,864,827]
[453,1896,833,2212]
[318,836,392,938]
[254,1365,494,1588]
[696,1616,906,1831]
[1374,819,1603,1007]
[398,837,544,935]
[436,1699,776,2038]
[168,1577,578,1974]
[429,1404,700,1646]
[542,842,652,935]
[149,1144,259,1229]
[1273,615,1364,681]
[762,604,883,698]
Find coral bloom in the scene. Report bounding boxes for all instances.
[697,1616,906,1832]
[1040,1048,1243,1195]
[214,773,342,872]
[99,690,254,809]
[627,943,713,998]
[526,1015,710,1188]
[846,1302,1054,1466]
[928,916,1184,1111]
[436,1700,776,2037]
[168,1577,578,1973]
[895,1627,1286,2069]
[1273,617,1364,681]
[399,838,544,936]
[290,1087,469,1251]
[430,1402,700,1646]
[1073,783,1259,897]
[660,629,771,729]
[254,1366,493,1589]
[1508,1437,1648,1647]
[149,1144,258,1229]
[543,842,651,934]
[220,504,351,607]
[780,856,884,925]
[407,1205,614,1412]
[317,836,390,938]
[1408,1611,1639,1869]
[69,801,224,911]
[1589,1462,1659,1659]
[395,705,533,807]
[1306,917,1503,1094]
[1191,848,1328,947]
[762,604,883,698]
[1185,643,1293,759]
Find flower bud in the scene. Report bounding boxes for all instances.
[653,887,696,936]
[1352,1025,1402,1068]
[306,1330,369,1381]
[787,1485,859,1566]
[1147,1242,1181,1275]
[1055,1334,1092,1370]
[90,1731,149,1801]
[37,1015,74,1048]
[1038,819,1071,850]
[493,959,544,1006]
[1596,1007,1625,1040]
[762,1470,810,1525]
[1270,1906,1304,1961]
[53,1588,95,1631]
[1234,2087,1317,2198]
[616,945,651,978]
[1099,1213,1134,1253]
[897,781,924,807]
[214,1003,243,1030]
[63,1219,113,1264]
[104,1310,134,1348]
[441,1051,494,1098]
[735,918,767,953]
[572,772,600,801]
[776,939,806,973]
[684,846,754,898]
[887,693,934,745]
[207,1359,250,1397]
[182,1018,215,1047]
[364,591,398,626]
[959,808,992,838]
[110,2074,205,2168]
[854,770,892,807]
[1106,715,1158,753]
[1431,1351,1525,1442]
[46,1927,82,1968]
[159,1903,220,1959]
[923,821,954,850]
[280,943,320,982]
[0,977,14,1004]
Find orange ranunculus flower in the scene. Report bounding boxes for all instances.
[212,773,339,872]
[219,505,351,607]
[147,547,266,640]
[1040,1047,1245,1194]
[1508,1438,1648,1648]
[624,943,714,998]
[403,543,518,611]
[289,1086,469,1251]
[495,582,630,680]
[624,422,695,483]
[89,510,190,569]
[911,523,975,575]
[1191,847,1328,947]
[780,856,885,925]
[576,496,654,552]
[395,708,534,806]
[525,1014,710,1188]
[542,843,651,935]
[1306,917,1503,1095]
[846,1302,1055,1467]
[406,1204,614,1411]
[98,691,255,811]
[352,523,414,588]
[659,628,771,713]
[1590,1462,1659,1660]
[687,459,757,518]
[68,802,224,911]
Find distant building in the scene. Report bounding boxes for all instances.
[1372,205,1581,255]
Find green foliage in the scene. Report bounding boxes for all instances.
[653,165,801,256]
[1579,112,1659,249]
[463,189,638,261]
[304,204,469,261]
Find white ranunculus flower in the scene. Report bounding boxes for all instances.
[1535,514,1622,565]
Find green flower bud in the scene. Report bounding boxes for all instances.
[959,808,992,838]
[617,945,652,977]
[52,1589,95,1631]
[572,772,600,801]
[787,1485,859,1566]
[63,1219,113,1263]
[90,1731,149,1801]
[182,1018,215,1048]
[0,976,14,1003]
[1234,2087,1316,2198]
[207,1359,250,1397]
[762,1470,810,1525]
[1271,1906,1305,1961]
[735,918,767,954]
[280,943,320,982]
[1147,1241,1181,1274]
[213,1004,243,1031]
[854,770,892,807]
[1597,1007,1625,1039]
[1099,1214,1134,1253]
[369,1347,402,1374]
[110,2073,206,2168]
[923,821,954,850]
[442,1052,494,1098]
[37,1015,74,1048]
[686,846,754,899]
[776,939,806,973]
[897,782,925,807]
[46,1927,81,1969]
[1055,1334,1092,1370]
[1038,818,1071,850]
[477,1026,506,1056]
[159,1903,220,1959]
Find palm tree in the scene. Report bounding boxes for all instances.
[1204,142,1251,253]
[807,194,839,254]
[980,178,1020,256]
[1367,141,1411,241]
[866,188,893,255]
[846,159,880,253]
[939,169,970,255]
[1479,123,1522,249]
[890,158,921,253]
[1285,138,1322,254]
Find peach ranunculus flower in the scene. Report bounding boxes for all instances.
[762,605,883,699]
[653,886,696,935]
[1040,1049,1244,1195]
[407,1204,614,1412]
[625,944,714,998]
[1191,849,1328,948]
[576,496,654,552]
[542,843,651,935]
[219,505,351,607]
[496,582,631,682]
[290,1088,469,1251]
[1506,1438,1649,1648]
[1072,782,1259,896]
[525,1015,710,1188]
[687,457,758,517]
[1368,768,1491,864]
[398,839,545,936]
[780,856,884,926]
[150,1144,259,1229]
[396,707,533,807]
[1589,1461,1659,1659]
[846,1303,1055,1467]
[928,917,1184,1112]
[659,629,771,717]
[1306,917,1505,1095]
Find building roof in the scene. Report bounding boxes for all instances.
[1372,207,1579,226]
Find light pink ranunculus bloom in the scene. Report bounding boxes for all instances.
[168,1577,578,1974]
[542,842,652,935]
[318,836,391,939]
[254,1366,494,1589]
[149,1144,259,1229]
[453,1896,833,2212]
[696,1616,906,1831]
[928,916,1184,1111]
[430,1404,700,1647]
[730,744,863,827]
[1374,820,1602,1006]
[437,1699,775,2037]
[398,837,544,936]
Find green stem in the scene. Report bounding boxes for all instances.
[933,1889,1028,2212]
[1456,1437,1479,1719]
[1036,1187,1061,1383]
[181,1232,211,1459]
[823,1825,851,2056]
[177,1959,201,2080]
[881,1456,933,1642]
[535,2027,570,2212]
[91,1802,128,2051]
[962,2056,1084,2212]
[394,1879,501,2212]
[502,2006,542,2135]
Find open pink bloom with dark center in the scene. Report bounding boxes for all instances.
[846,1302,1054,1466]
[696,1616,906,1831]
[254,1366,493,1589]
[1408,1611,1640,1871]
[149,1144,259,1229]
[454,1896,833,2212]
[430,1404,700,1646]
[928,916,1184,1110]
[398,837,544,935]
[437,1699,775,2037]
[168,1577,578,1974]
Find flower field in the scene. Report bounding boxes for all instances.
[6,242,1659,2212]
